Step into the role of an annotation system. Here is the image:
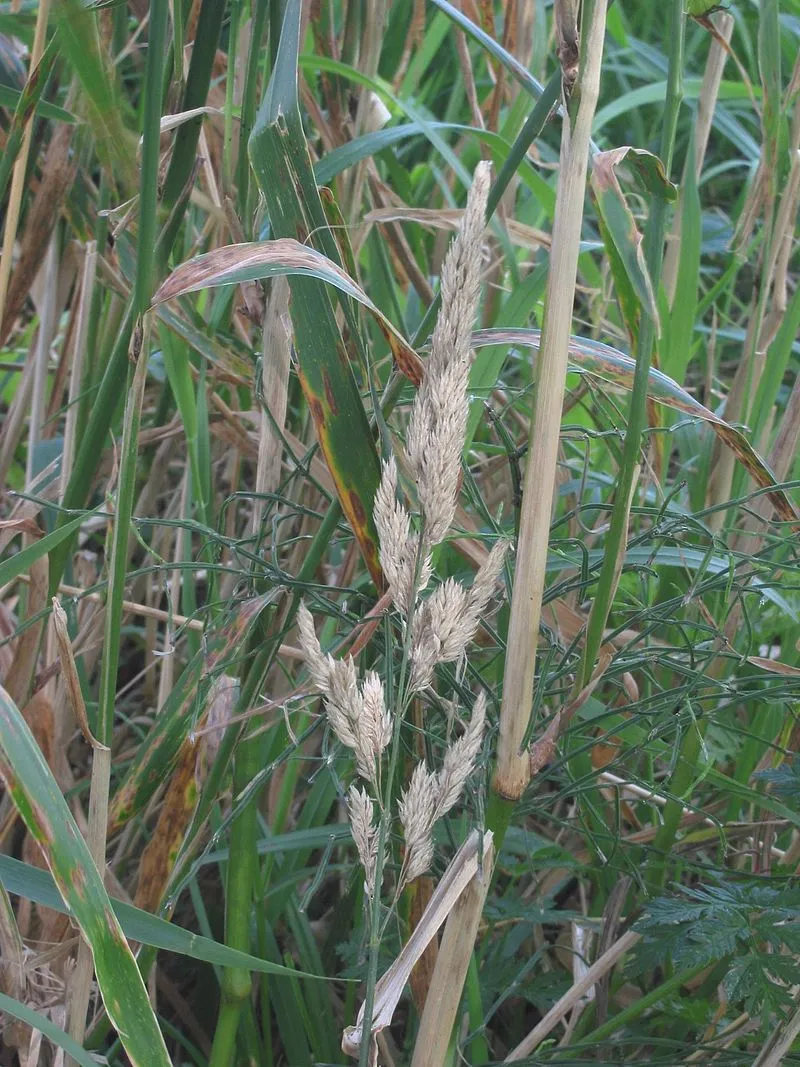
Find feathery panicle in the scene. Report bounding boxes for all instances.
[373,456,432,615]
[405,161,491,545]
[298,603,390,785]
[297,600,332,692]
[325,657,360,744]
[465,540,509,620]
[435,691,486,819]
[399,762,439,884]
[409,540,509,691]
[353,671,392,785]
[409,578,471,692]
[348,785,379,896]
[399,692,487,883]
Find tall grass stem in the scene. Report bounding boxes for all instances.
[493,0,609,807]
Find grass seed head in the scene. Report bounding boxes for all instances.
[374,455,432,615]
[399,762,439,884]
[405,161,491,545]
[297,600,332,692]
[348,785,379,896]
[353,671,392,785]
[409,540,509,692]
[435,691,487,820]
[298,602,389,783]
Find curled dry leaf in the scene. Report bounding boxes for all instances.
[51,597,103,752]
[151,237,425,386]
[363,206,551,253]
[342,830,493,1063]
[747,656,800,677]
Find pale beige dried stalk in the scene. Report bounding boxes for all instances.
[495,0,609,802]
[342,831,493,1062]
[410,835,495,1067]
[505,930,640,1061]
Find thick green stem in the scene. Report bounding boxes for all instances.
[209,727,268,1067]
[579,0,685,686]
[580,961,705,1046]
[493,0,608,803]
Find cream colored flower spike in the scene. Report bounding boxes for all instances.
[405,160,491,546]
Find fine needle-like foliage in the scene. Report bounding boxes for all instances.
[0,1,798,1065]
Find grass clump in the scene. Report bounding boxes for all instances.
[0,1,798,1065]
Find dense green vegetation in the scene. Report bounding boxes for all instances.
[0,0,798,1064]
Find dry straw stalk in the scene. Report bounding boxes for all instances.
[410,838,495,1067]
[494,0,609,801]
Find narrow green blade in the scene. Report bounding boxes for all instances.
[0,687,171,1066]
[248,2,386,587]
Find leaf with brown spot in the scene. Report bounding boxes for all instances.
[134,738,201,914]
[319,185,360,292]
[591,147,676,333]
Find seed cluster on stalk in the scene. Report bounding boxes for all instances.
[297,161,508,896]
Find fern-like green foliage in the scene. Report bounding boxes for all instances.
[755,762,800,801]
[633,880,800,1013]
